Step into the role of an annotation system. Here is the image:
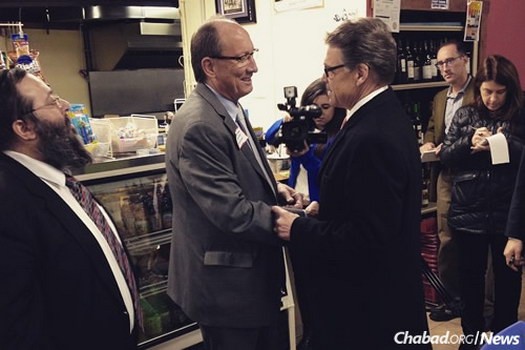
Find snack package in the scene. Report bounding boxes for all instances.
[11,33,30,63]
[11,33,47,82]
[67,104,95,144]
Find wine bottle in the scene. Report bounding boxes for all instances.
[413,41,422,82]
[413,102,424,146]
[421,167,429,207]
[406,41,415,82]
[422,40,433,81]
[396,39,408,84]
[430,40,438,80]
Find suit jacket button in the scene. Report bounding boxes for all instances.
[123,311,128,315]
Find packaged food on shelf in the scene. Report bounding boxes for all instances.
[68,104,95,145]
[141,298,163,337]
[87,118,112,159]
[106,114,159,154]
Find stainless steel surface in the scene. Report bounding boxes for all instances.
[74,153,166,181]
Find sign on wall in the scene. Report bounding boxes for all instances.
[274,0,323,12]
[464,1,483,42]
[373,0,401,33]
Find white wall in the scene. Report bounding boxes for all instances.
[183,0,366,131]
[0,28,90,115]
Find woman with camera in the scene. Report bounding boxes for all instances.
[266,78,346,211]
[266,77,345,350]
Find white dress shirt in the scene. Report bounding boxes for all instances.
[3,150,135,332]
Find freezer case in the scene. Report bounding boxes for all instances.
[76,154,200,349]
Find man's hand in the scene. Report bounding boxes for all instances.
[277,183,304,208]
[305,201,319,217]
[504,238,524,272]
[271,206,299,241]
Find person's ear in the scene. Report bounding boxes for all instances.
[12,119,38,141]
[201,57,217,79]
[355,63,369,86]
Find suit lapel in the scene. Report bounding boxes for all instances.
[1,154,126,308]
[196,85,277,198]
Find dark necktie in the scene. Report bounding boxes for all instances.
[65,175,143,329]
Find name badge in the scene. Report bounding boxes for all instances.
[235,126,249,149]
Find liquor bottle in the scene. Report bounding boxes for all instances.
[465,48,472,75]
[412,102,424,146]
[396,39,407,84]
[405,41,415,82]
[422,41,433,81]
[421,167,429,207]
[413,41,422,82]
[430,40,438,81]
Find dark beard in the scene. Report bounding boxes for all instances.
[34,116,93,171]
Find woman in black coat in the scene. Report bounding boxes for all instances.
[440,55,525,349]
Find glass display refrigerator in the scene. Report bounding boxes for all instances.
[75,154,202,350]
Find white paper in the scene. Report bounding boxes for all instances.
[373,0,401,33]
[486,133,509,165]
[274,0,323,12]
[431,0,449,10]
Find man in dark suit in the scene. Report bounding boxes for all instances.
[272,18,430,349]
[165,18,301,350]
[0,68,139,349]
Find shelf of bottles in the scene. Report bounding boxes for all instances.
[392,21,476,139]
[391,23,473,89]
[87,172,196,348]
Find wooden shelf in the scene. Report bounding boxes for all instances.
[392,81,448,91]
[399,23,463,32]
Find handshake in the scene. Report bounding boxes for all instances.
[272,183,319,241]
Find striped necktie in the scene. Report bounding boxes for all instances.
[236,108,276,196]
[65,175,143,329]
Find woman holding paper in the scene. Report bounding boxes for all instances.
[440,54,525,349]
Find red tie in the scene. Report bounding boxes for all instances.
[65,175,143,329]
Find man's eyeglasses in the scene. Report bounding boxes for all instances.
[210,48,259,66]
[435,56,463,69]
[324,64,346,78]
[22,95,64,118]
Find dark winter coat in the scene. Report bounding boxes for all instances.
[440,106,525,234]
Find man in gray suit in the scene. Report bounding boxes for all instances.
[165,17,302,350]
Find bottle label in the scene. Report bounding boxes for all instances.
[400,59,407,72]
[407,61,415,79]
[423,65,432,80]
[431,59,438,78]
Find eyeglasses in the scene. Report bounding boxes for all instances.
[30,95,63,113]
[210,48,259,66]
[324,64,346,78]
[435,56,462,69]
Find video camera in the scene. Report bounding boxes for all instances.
[271,86,327,152]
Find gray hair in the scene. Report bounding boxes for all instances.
[326,18,396,84]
